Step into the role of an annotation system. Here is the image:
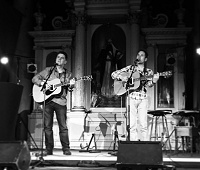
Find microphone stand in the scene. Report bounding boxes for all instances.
[32,64,57,169]
[125,61,137,141]
[40,64,57,92]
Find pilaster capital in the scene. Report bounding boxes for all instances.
[127,10,141,25]
[75,11,87,26]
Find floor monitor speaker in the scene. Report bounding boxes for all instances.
[0,141,31,170]
[117,141,163,165]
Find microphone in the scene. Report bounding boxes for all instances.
[51,63,58,70]
[134,59,139,63]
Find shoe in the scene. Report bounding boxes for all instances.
[35,150,53,157]
[43,150,53,156]
[63,149,71,155]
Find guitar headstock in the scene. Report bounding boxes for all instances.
[80,75,93,81]
[162,70,173,78]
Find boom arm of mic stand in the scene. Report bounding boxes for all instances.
[40,65,57,91]
[126,64,135,90]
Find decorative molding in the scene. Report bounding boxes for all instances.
[151,14,168,28]
[142,27,192,36]
[142,27,192,44]
[29,30,75,39]
[129,0,142,11]
[85,0,140,16]
[73,0,141,24]
[74,0,86,12]
[29,30,75,48]
[52,15,76,30]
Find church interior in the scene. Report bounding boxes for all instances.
[0,0,200,169]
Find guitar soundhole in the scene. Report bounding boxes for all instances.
[45,87,56,95]
[45,90,52,95]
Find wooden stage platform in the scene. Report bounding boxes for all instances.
[30,149,200,169]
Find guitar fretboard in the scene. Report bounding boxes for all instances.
[132,72,171,82]
[54,76,93,88]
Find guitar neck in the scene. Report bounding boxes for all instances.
[133,72,168,82]
[54,76,92,88]
[54,82,68,88]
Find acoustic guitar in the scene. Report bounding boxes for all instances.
[33,75,92,104]
[114,71,172,96]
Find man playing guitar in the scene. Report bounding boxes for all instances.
[111,49,159,141]
[32,51,75,156]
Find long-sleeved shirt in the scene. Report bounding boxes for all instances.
[111,65,155,99]
[32,66,73,105]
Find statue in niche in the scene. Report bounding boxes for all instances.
[91,39,123,107]
[101,39,123,98]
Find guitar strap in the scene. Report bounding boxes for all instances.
[53,68,67,98]
[62,68,69,90]
[135,67,147,92]
[143,67,148,93]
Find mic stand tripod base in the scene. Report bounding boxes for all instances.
[79,133,101,153]
[108,131,119,156]
[31,155,45,169]
[34,150,48,157]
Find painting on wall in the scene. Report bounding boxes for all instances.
[157,48,175,108]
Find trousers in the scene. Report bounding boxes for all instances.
[44,101,70,151]
[128,97,148,141]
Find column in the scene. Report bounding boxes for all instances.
[128,11,141,62]
[147,44,157,110]
[69,12,88,149]
[73,12,86,111]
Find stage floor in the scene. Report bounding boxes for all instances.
[29,149,200,170]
